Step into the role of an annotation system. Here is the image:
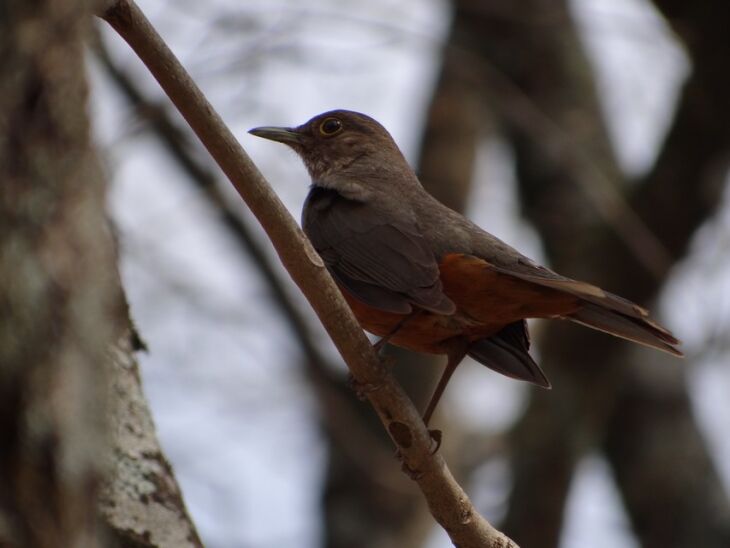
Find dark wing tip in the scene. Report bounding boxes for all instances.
[468,323,551,388]
[661,343,684,358]
[534,373,552,390]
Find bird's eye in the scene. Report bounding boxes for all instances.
[319,117,343,136]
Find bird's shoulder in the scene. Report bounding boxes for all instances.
[410,191,570,282]
[303,184,418,233]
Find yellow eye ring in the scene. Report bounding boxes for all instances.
[319,117,343,136]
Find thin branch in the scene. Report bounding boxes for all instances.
[93,30,336,380]
[98,1,516,545]
[93,35,403,492]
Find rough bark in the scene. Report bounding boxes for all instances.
[99,335,203,548]
[0,1,120,546]
[0,2,203,547]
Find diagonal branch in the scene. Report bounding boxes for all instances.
[98,1,516,545]
[93,31,339,383]
[93,34,404,495]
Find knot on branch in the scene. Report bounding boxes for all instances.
[388,421,413,449]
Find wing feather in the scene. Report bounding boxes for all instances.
[303,187,455,315]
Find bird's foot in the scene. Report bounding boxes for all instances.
[372,312,419,354]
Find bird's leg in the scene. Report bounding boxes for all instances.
[372,311,418,354]
[422,341,469,427]
[352,312,419,400]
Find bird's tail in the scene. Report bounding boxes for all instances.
[487,263,683,358]
[564,302,683,357]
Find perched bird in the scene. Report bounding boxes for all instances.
[250,110,682,424]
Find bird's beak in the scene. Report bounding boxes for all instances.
[248,125,302,145]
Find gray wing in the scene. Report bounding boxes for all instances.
[303,187,455,315]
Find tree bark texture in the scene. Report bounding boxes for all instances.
[99,335,203,548]
[0,2,203,547]
[0,1,121,546]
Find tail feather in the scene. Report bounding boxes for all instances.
[468,321,551,388]
[488,262,682,357]
[491,262,652,319]
[566,302,683,357]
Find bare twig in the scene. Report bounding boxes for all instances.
[93,31,335,378]
[98,1,517,545]
[92,36,405,492]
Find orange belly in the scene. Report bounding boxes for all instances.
[339,253,580,354]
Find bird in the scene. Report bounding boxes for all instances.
[249,109,682,425]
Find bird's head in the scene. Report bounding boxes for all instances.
[249,110,412,193]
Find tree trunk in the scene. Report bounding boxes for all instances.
[0,1,121,545]
[0,2,202,547]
